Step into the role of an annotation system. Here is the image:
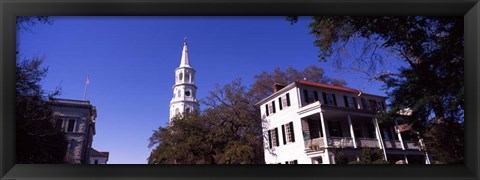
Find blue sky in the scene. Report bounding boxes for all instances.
[17,16,398,164]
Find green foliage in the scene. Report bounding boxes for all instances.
[250,65,347,102]
[348,148,389,164]
[333,150,348,164]
[148,79,264,164]
[16,57,67,163]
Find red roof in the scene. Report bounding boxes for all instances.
[298,80,361,94]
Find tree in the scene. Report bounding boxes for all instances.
[250,65,347,102]
[16,16,67,164]
[348,148,389,164]
[148,79,264,164]
[16,16,53,31]
[16,58,67,163]
[289,16,464,164]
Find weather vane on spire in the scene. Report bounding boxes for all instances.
[184,36,187,45]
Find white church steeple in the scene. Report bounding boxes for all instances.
[169,37,200,123]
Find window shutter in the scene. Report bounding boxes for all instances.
[282,125,287,145]
[303,90,309,103]
[332,94,337,106]
[286,93,291,106]
[343,96,349,108]
[289,121,295,142]
[353,97,358,109]
[272,101,276,113]
[313,91,319,101]
[268,130,272,149]
[274,128,279,147]
[265,104,269,116]
[322,92,327,105]
[278,97,283,110]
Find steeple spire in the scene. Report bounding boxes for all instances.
[180,36,190,67]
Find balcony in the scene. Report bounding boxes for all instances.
[305,137,377,151]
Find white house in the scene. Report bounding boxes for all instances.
[256,80,430,164]
[90,148,109,164]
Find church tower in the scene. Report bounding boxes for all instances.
[169,37,200,123]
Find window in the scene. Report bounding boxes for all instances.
[377,101,385,111]
[329,121,342,137]
[303,90,318,104]
[279,93,291,110]
[323,93,337,106]
[282,122,296,144]
[185,73,190,83]
[179,72,183,81]
[352,97,358,109]
[94,159,99,164]
[268,128,279,148]
[343,96,349,108]
[362,98,371,110]
[344,96,357,109]
[369,100,377,111]
[67,119,75,132]
[308,119,322,139]
[267,101,276,115]
[177,90,181,98]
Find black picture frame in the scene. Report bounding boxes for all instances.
[1,0,478,180]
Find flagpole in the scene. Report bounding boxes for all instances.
[83,75,89,101]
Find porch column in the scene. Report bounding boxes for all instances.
[319,111,331,164]
[372,117,388,161]
[319,111,329,147]
[394,119,406,150]
[404,154,409,164]
[347,115,357,148]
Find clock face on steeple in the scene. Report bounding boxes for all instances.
[185,91,191,96]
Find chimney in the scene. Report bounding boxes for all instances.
[272,83,286,93]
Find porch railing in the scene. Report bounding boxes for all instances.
[404,141,421,150]
[357,138,380,148]
[383,140,403,149]
[328,137,355,148]
[305,137,325,150]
